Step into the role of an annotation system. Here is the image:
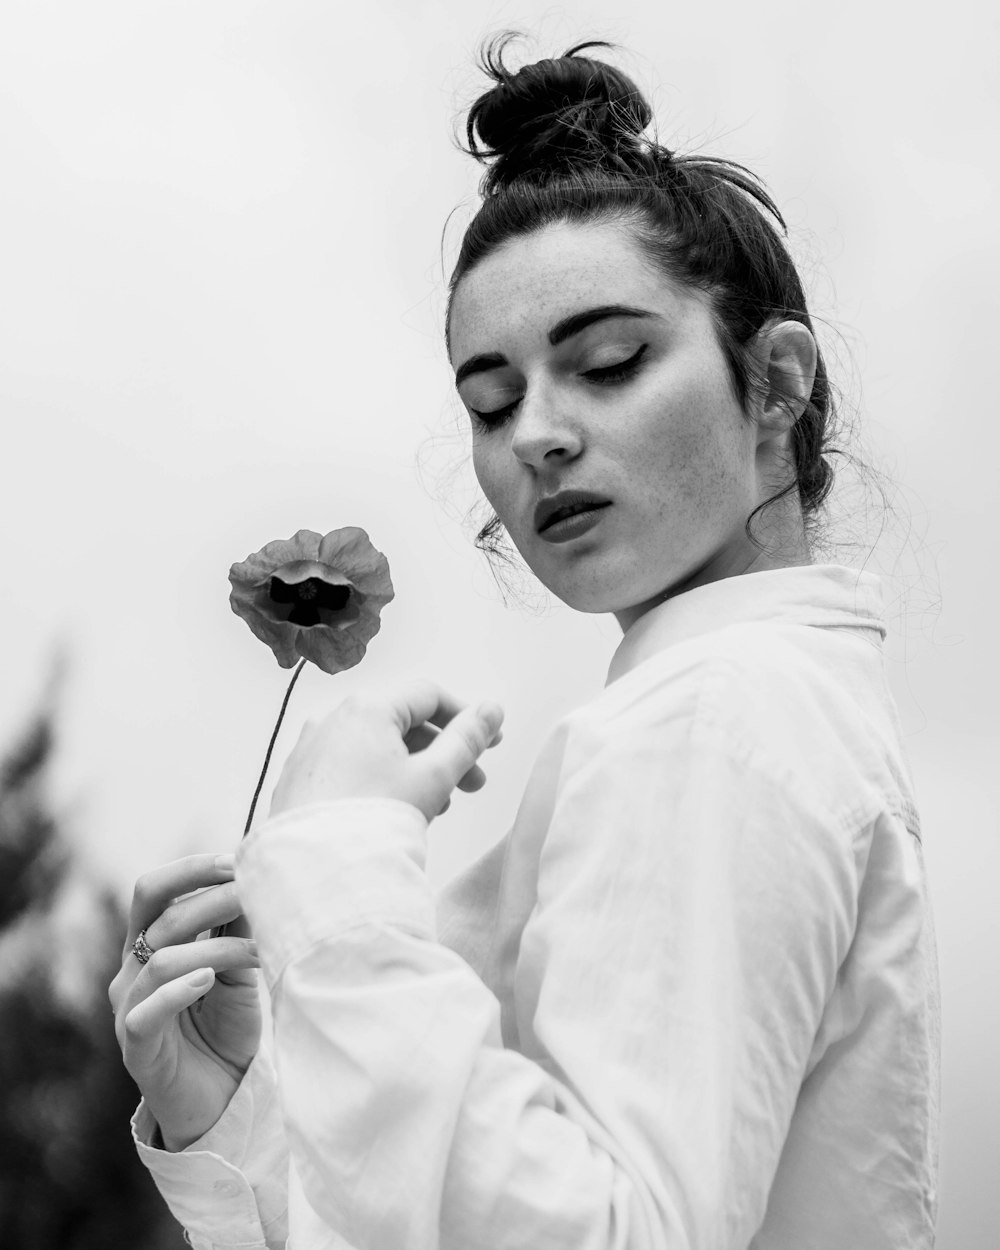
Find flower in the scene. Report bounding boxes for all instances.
[229,527,394,675]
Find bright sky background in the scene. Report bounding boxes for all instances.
[1,1,996,1242]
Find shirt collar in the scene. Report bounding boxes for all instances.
[606,563,887,686]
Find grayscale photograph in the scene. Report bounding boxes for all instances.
[0,2,993,1247]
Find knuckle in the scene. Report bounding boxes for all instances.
[335,694,362,719]
[152,911,177,945]
[144,949,171,980]
[409,677,437,700]
[454,720,481,756]
[154,903,187,946]
[358,697,389,724]
[122,1007,146,1045]
[131,874,154,911]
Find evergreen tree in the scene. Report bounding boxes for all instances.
[0,684,184,1249]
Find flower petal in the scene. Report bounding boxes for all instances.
[230,526,393,672]
[294,622,368,674]
[317,528,394,602]
[270,560,353,587]
[228,531,324,588]
[229,592,303,668]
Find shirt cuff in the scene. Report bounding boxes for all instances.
[236,798,435,992]
[132,1047,288,1247]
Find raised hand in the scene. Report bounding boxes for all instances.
[270,679,504,822]
[108,854,261,1151]
[267,680,505,825]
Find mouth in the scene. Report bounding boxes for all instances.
[535,491,612,535]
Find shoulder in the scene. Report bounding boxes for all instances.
[562,621,885,828]
[571,620,814,737]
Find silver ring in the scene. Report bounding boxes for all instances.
[132,929,156,965]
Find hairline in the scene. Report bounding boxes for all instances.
[445,206,755,419]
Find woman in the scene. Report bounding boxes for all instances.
[109,39,940,1249]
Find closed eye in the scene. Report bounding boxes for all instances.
[583,343,648,383]
[469,398,519,428]
[468,344,649,430]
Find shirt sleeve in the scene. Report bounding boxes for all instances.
[235,662,868,1250]
[132,1045,289,1250]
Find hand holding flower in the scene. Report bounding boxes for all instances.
[270,681,504,823]
[111,527,502,1152]
[108,855,261,1151]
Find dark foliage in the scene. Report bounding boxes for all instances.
[0,711,66,929]
[0,694,185,1249]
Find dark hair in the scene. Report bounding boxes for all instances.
[447,35,843,571]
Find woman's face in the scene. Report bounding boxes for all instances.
[449,220,807,629]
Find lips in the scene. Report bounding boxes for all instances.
[534,490,612,535]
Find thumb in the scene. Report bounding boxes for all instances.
[428,702,504,795]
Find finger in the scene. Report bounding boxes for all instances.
[129,936,258,1007]
[222,911,253,940]
[410,731,489,792]
[121,968,217,1065]
[424,702,504,794]
[143,881,245,954]
[111,930,255,1017]
[394,686,500,794]
[426,708,502,747]
[388,680,464,739]
[457,722,503,791]
[407,723,502,763]
[115,883,244,1010]
[456,762,486,792]
[392,681,505,745]
[403,722,436,754]
[127,853,237,951]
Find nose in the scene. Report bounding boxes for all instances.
[509,382,584,469]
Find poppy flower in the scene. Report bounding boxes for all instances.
[229,527,394,675]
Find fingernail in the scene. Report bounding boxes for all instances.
[187,967,214,989]
[214,854,236,874]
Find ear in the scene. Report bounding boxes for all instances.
[754,320,818,443]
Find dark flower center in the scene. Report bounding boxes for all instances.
[269,576,351,627]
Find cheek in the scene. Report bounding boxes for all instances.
[471,441,508,516]
[630,376,747,512]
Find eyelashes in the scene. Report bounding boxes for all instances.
[584,343,648,384]
[470,344,649,429]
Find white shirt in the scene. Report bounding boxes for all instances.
[133,563,941,1249]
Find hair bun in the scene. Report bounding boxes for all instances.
[466,37,657,192]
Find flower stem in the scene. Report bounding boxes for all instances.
[209,659,308,948]
[243,658,307,837]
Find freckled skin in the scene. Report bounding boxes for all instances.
[449,220,814,631]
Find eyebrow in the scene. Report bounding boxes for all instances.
[453,304,658,388]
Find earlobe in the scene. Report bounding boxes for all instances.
[758,320,818,431]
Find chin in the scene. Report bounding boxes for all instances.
[542,575,635,616]
[547,565,685,624]
[525,546,665,616]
